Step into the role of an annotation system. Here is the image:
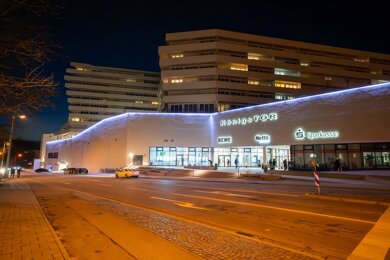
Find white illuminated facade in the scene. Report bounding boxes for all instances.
[45,83,390,171]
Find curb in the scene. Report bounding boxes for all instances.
[305,193,390,207]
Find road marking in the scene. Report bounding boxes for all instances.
[126,187,148,191]
[193,190,254,198]
[98,183,112,186]
[171,193,376,224]
[89,179,102,182]
[62,182,71,185]
[151,196,210,210]
[174,184,300,197]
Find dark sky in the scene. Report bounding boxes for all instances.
[17,0,390,140]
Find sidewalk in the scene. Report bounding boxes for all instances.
[0,178,69,259]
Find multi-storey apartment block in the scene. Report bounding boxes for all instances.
[64,62,160,133]
[159,29,390,112]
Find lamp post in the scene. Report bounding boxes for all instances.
[0,142,9,168]
[5,114,26,170]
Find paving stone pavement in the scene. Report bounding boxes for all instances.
[0,180,69,260]
[75,191,318,259]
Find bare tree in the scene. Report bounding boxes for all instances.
[0,0,61,116]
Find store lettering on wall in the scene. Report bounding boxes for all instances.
[219,113,278,127]
[255,134,271,144]
[217,136,232,144]
[294,128,339,140]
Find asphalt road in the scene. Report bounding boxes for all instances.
[24,173,390,259]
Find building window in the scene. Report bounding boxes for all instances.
[248,80,259,85]
[135,101,144,104]
[170,79,183,83]
[48,152,58,158]
[275,94,295,100]
[247,53,261,60]
[171,54,184,58]
[300,61,310,66]
[230,64,248,71]
[324,77,332,81]
[274,68,300,77]
[152,101,159,105]
[274,80,301,89]
[184,104,197,112]
[170,104,182,112]
[71,117,80,122]
[353,57,369,63]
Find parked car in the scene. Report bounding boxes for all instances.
[35,168,49,173]
[64,168,88,174]
[115,167,139,178]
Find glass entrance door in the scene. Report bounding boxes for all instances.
[176,155,184,166]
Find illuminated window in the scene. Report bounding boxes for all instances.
[248,80,259,85]
[324,77,332,81]
[274,80,301,89]
[275,94,295,100]
[71,118,80,122]
[152,101,159,105]
[171,54,184,58]
[76,67,87,71]
[126,79,136,82]
[230,64,248,71]
[135,101,143,104]
[354,57,369,63]
[170,79,183,83]
[300,61,310,66]
[274,68,300,77]
[248,53,261,60]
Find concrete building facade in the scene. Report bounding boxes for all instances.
[45,83,390,172]
[63,62,160,133]
[159,29,390,113]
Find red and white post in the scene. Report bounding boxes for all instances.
[311,159,321,194]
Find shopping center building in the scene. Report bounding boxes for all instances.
[45,82,390,172]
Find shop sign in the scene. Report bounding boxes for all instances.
[219,112,278,127]
[294,128,339,141]
[217,136,232,144]
[255,134,271,144]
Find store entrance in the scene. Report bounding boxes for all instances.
[176,155,184,166]
[218,155,231,167]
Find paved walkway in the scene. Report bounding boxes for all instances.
[0,178,69,259]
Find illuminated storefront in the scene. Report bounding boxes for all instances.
[45,83,390,172]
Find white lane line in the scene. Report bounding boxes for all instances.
[97,183,112,186]
[171,192,375,224]
[193,190,254,198]
[62,182,71,185]
[151,196,209,210]
[89,179,102,182]
[174,184,299,197]
[126,187,148,191]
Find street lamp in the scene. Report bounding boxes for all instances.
[14,153,22,167]
[5,114,26,170]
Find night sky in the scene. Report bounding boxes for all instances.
[17,0,390,141]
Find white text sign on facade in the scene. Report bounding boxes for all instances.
[294,128,340,141]
[217,136,232,144]
[255,134,271,144]
[219,113,278,127]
